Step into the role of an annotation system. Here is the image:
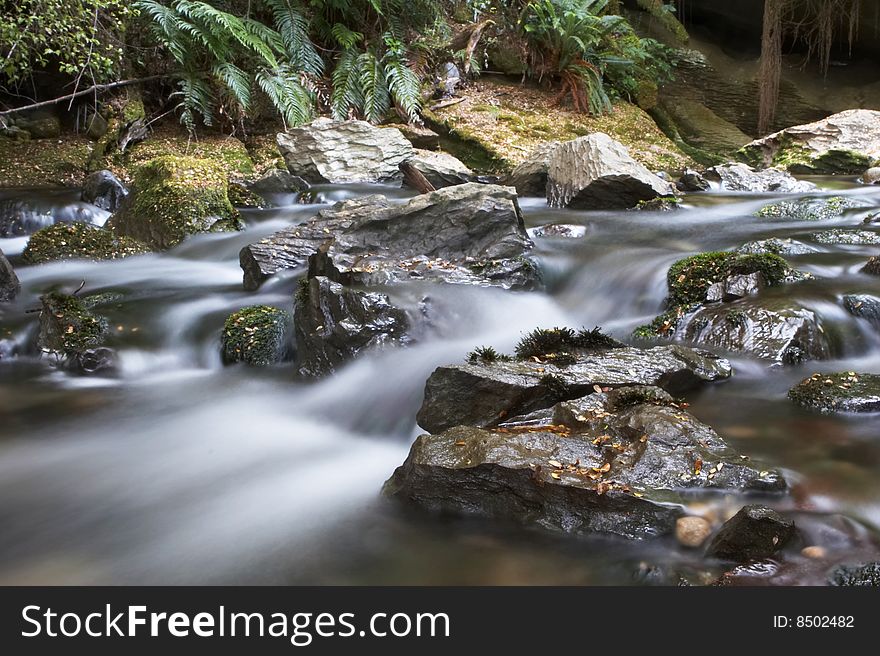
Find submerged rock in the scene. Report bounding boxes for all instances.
[221,305,291,367]
[503,142,559,196]
[706,505,796,562]
[405,150,473,189]
[704,163,816,193]
[788,372,880,414]
[249,169,309,195]
[1,247,20,302]
[812,229,880,245]
[528,224,587,239]
[81,170,128,212]
[294,276,409,377]
[22,223,148,264]
[240,183,537,290]
[843,294,880,329]
[863,256,880,276]
[677,299,831,365]
[829,562,880,586]
[386,387,783,540]
[107,156,242,250]
[546,133,675,209]
[417,343,731,434]
[276,118,413,184]
[676,516,712,548]
[755,196,869,221]
[69,347,118,376]
[37,292,108,361]
[736,238,818,256]
[740,109,880,174]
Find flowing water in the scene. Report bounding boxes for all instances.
[2,179,880,585]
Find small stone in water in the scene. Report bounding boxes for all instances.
[675,516,712,548]
[801,546,827,559]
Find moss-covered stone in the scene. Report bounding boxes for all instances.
[788,372,880,414]
[221,305,291,366]
[755,196,866,221]
[635,251,794,337]
[22,223,148,264]
[739,133,874,175]
[227,181,267,208]
[0,135,92,187]
[812,229,880,246]
[107,155,243,250]
[38,292,108,358]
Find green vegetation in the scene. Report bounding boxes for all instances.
[221,305,291,366]
[466,346,512,364]
[515,326,621,361]
[23,223,149,264]
[38,292,109,358]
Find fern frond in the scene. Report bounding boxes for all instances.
[385,57,421,123]
[358,50,390,123]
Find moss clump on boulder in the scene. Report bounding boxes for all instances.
[635,251,793,337]
[755,196,866,221]
[788,372,880,414]
[221,305,291,366]
[38,292,108,358]
[23,223,148,264]
[515,326,623,363]
[107,156,243,250]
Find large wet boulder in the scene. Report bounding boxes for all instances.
[107,156,242,250]
[706,505,796,562]
[1,248,20,302]
[37,292,108,361]
[22,223,148,264]
[503,142,559,196]
[789,372,880,414]
[843,294,880,330]
[276,118,413,184]
[294,276,410,377]
[386,387,784,540]
[755,196,869,221]
[221,305,291,367]
[240,183,537,290]
[417,338,731,434]
[81,170,128,212]
[405,150,474,189]
[546,133,675,209]
[740,109,880,174]
[677,299,831,365]
[704,163,816,193]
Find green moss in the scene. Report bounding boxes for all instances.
[295,277,311,305]
[107,155,243,250]
[740,134,873,175]
[227,181,267,208]
[23,223,149,264]
[221,305,291,367]
[636,0,689,44]
[606,385,674,411]
[0,135,92,187]
[755,196,863,221]
[38,292,108,357]
[515,326,622,361]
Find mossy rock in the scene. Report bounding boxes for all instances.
[755,196,868,221]
[227,181,267,208]
[221,305,291,366]
[23,223,148,264]
[739,136,873,175]
[634,251,794,337]
[811,229,880,246]
[788,372,880,414]
[38,292,108,358]
[107,155,243,250]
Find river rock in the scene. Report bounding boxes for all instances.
[755,196,869,221]
[704,163,816,193]
[81,170,128,212]
[678,299,831,365]
[736,238,818,256]
[863,256,880,276]
[276,118,413,184]
[417,343,731,434]
[704,272,765,303]
[294,276,410,377]
[37,292,108,360]
[107,156,242,250]
[221,305,291,367]
[546,133,675,209]
[788,372,880,414]
[843,294,880,329]
[740,109,880,174]
[503,142,559,196]
[22,223,148,264]
[405,150,473,189]
[812,229,880,245]
[386,388,784,540]
[863,167,880,185]
[528,224,587,239]
[248,169,309,195]
[240,183,537,290]
[69,347,118,376]
[676,516,713,548]
[706,505,795,562]
[1,248,20,302]
[829,562,880,586]
[677,168,710,192]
